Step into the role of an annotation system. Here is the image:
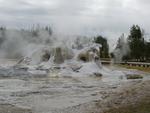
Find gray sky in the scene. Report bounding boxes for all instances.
[0,0,150,43]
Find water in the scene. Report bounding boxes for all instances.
[0,75,120,112]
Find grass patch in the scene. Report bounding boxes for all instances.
[104,97,150,113]
[117,64,150,73]
[126,74,143,79]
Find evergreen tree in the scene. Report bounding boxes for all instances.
[145,42,150,61]
[128,25,145,61]
[94,35,109,58]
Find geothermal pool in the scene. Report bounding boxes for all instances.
[0,59,149,113]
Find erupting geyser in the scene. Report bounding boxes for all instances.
[15,37,103,77]
[0,28,104,77]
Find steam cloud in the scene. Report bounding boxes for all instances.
[0,27,54,59]
[0,27,93,60]
[113,34,130,63]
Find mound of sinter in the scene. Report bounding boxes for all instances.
[17,42,102,77]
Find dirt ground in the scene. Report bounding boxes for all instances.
[53,79,150,113]
[0,104,32,113]
[103,80,150,113]
[0,80,150,113]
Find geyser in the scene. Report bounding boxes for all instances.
[16,36,103,77]
[113,34,130,63]
[0,28,104,77]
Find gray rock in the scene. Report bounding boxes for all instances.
[94,72,103,77]
[90,72,103,77]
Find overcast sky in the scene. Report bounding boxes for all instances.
[0,0,150,44]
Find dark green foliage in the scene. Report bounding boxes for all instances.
[145,42,150,61]
[128,25,146,61]
[113,25,150,62]
[110,52,114,58]
[94,35,109,58]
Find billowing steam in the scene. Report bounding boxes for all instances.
[0,27,103,78]
[0,27,54,59]
[113,34,130,63]
[0,27,98,64]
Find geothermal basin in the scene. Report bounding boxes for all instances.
[0,58,150,113]
[0,41,149,113]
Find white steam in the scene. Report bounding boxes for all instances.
[113,34,130,63]
[0,28,54,59]
[0,27,94,61]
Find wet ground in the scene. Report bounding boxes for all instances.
[0,75,122,113]
[0,59,150,113]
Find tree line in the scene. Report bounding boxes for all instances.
[113,25,150,62]
[94,25,150,62]
[0,25,149,62]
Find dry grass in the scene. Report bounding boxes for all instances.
[104,97,150,113]
[126,74,143,79]
[118,64,150,73]
[104,80,150,113]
